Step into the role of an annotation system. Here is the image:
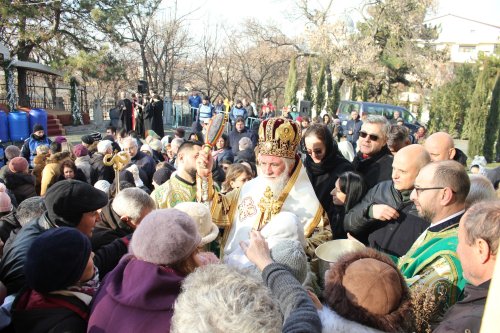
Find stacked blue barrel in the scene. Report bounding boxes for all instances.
[2,108,48,143]
[29,108,48,134]
[0,110,8,143]
[8,110,29,142]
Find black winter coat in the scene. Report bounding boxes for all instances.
[352,145,393,190]
[433,280,489,333]
[0,213,128,294]
[344,180,429,257]
[4,171,37,205]
[90,153,115,185]
[0,211,20,244]
[303,150,353,239]
[11,288,89,333]
[229,128,258,155]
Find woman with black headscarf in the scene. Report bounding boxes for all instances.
[301,123,353,239]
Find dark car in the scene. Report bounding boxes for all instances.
[337,101,422,135]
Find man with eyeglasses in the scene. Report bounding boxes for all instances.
[398,160,470,319]
[352,115,393,190]
[344,144,430,256]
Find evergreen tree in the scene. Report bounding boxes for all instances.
[484,72,500,162]
[315,63,326,113]
[284,56,298,107]
[333,79,343,111]
[351,83,358,101]
[428,63,478,137]
[467,62,491,158]
[304,61,313,102]
[496,123,500,162]
[327,79,342,114]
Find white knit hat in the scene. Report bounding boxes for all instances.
[271,239,308,284]
[261,212,306,249]
[175,202,219,246]
[140,144,153,156]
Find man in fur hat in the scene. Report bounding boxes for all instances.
[196,117,326,259]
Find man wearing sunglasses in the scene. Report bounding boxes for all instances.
[398,160,470,318]
[352,115,394,190]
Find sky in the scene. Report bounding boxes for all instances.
[161,0,500,37]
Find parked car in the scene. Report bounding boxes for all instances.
[336,100,422,135]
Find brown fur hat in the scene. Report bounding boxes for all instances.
[324,248,412,332]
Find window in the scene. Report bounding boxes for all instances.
[458,45,476,53]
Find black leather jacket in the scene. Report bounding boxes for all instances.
[344,180,428,257]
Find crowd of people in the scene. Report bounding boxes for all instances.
[0,103,498,333]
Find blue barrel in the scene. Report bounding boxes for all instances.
[0,110,8,142]
[8,111,29,142]
[29,108,48,133]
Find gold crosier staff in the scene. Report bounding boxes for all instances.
[103,151,131,194]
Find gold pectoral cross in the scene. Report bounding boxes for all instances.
[254,186,283,231]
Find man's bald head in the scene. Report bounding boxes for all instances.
[424,132,456,162]
[392,144,431,191]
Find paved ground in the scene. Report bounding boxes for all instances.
[62,123,177,145]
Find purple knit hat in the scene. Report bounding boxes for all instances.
[130,209,201,265]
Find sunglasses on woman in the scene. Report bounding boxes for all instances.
[359,131,379,141]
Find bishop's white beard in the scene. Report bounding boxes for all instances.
[257,167,291,199]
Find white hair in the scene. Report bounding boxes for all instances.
[465,175,497,210]
[171,138,184,153]
[363,115,391,139]
[97,140,113,154]
[122,136,138,148]
[112,188,155,222]
[171,264,282,333]
[239,137,253,150]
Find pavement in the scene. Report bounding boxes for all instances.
[61,123,178,145]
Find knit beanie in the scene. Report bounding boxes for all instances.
[174,202,219,246]
[33,124,44,132]
[25,227,91,293]
[73,144,89,158]
[55,136,67,144]
[152,168,172,186]
[140,143,153,156]
[89,131,102,142]
[8,157,29,173]
[81,135,94,145]
[270,239,307,284]
[44,180,109,227]
[0,184,12,213]
[261,212,306,249]
[130,209,201,266]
